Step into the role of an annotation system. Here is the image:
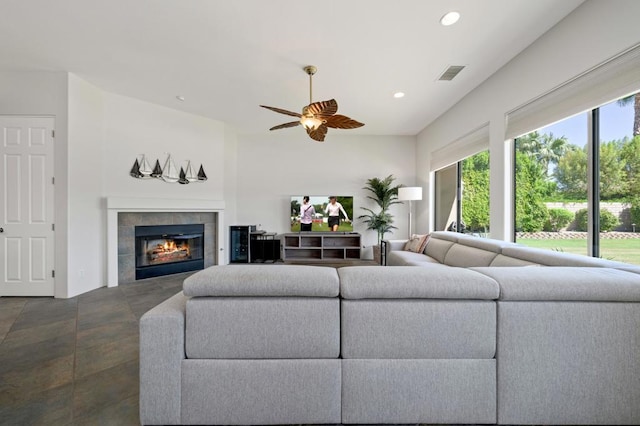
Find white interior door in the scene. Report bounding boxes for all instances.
[0,116,55,296]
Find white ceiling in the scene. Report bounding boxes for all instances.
[0,0,585,136]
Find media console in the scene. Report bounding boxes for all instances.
[282,232,361,261]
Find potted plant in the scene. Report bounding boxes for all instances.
[358,175,402,263]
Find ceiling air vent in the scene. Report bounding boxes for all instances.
[438,65,465,81]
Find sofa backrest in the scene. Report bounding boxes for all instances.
[428,231,508,267]
[412,231,637,270]
[472,266,640,301]
[500,246,623,268]
[443,244,499,267]
[424,237,455,263]
[489,254,539,267]
[183,264,340,297]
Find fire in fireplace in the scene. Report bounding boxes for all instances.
[135,224,204,279]
[144,238,191,265]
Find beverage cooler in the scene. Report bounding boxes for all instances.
[229,225,255,263]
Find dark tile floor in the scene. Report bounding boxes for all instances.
[0,272,189,426]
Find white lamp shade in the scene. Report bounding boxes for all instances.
[398,186,423,201]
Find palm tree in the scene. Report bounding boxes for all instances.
[617,93,640,136]
[517,131,568,176]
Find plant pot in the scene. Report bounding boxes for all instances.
[372,244,381,264]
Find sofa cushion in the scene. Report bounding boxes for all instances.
[387,250,440,266]
[472,267,640,302]
[617,264,640,275]
[429,231,461,243]
[183,265,339,297]
[341,299,496,359]
[424,238,455,263]
[342,359,496,424]
[456,235,517,253]
[404,234,429,253]
[338,266,500,300]
[186,297,340,359]
[182,359,342,425]
[501,246,622,267]
[497,301,640,425]
[489,254,539,267]
[443,244,499,267]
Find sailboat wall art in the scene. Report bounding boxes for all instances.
[129,154,207,185]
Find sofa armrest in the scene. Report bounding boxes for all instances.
[140,291,188,425]
[383,239,408,256]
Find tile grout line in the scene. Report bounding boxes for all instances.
[0,299,29,346]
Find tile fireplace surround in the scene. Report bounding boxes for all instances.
[106,197,225,286]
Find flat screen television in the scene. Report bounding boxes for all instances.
[290,195,354,232]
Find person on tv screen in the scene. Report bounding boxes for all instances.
[300,196,315,232]
[325,196,350,232]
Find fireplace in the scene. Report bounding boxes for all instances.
[135,224,205,279]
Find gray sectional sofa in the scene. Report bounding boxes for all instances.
[384,230,640,271]
[140,237,640,425]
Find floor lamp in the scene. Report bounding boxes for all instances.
[398,187,423,238]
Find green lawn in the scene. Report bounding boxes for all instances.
[517,238,640,265]
[290,222,353,232]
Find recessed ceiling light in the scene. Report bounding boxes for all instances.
[393,92,405,98]
[440,11,460,26]
[176,95,185,101]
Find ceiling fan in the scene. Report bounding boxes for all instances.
[260,65,364,142]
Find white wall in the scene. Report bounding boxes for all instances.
[67,74,105,297]
[236,133,416,257]
[0,71,70,297]
[223,124,239,263]
[1,71,230,297]
[102,92,225,200]
[416,0,640,240]
[65,82,228,297]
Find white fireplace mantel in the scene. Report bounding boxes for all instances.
[106,197,225,287]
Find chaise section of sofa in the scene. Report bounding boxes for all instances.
[139,265,342,426]
[338,266,500,424]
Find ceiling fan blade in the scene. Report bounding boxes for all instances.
[325,114,365,129]
[260,105,302,118]
[269,121,300,131]
[306,124,328,142]
[306,99,338,118]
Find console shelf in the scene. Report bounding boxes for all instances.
[282,233,361,261]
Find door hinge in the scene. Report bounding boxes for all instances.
[52,223,55,231]
[51,130,55,138]
[52,177,55,185]
[52,270,55,278]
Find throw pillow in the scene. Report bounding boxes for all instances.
[404,234,429,253]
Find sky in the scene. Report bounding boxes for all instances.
[539,96,635,147]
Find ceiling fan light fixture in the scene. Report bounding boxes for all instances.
[260,65,364,141]
[300,115,323,130]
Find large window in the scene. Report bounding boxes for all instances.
[514,91,640,265]
[598,94,640,264]
[434,150,490,236]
